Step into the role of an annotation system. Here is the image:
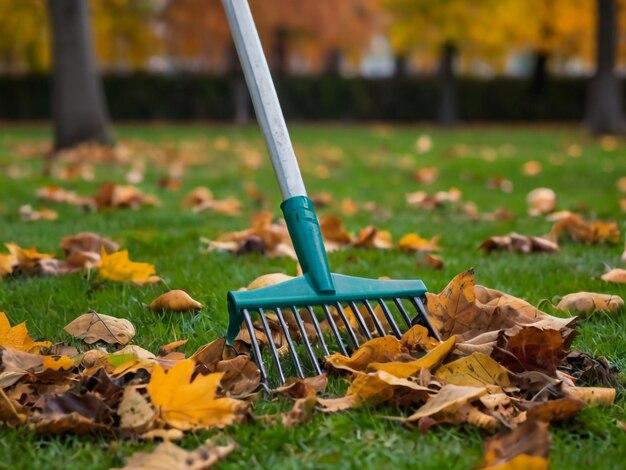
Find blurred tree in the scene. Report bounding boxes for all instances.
[91,0,160,71]
[47,0,112,150]
[586,0,626,134]
[383,0,521,127]
[0,0,49,74]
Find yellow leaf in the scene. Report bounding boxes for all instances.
[42,355,75,371]
[148,359,248,430]
[96,249,159,284]
[601,269,626,284]
[485,454,549,470]
[325,336,403,373]
[398,233,442,252]
[566,386,616,407]
[0,312,51,353]
[436,352,511,388]
[371,336,456,378]
[0,253,16,278]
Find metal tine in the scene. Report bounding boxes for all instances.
[322,304,348,356]
[305,305,330,356]
[362,300,386,337]
[334,302,360,349]
[393,298,413,328]
[410,296,442,341]
[257,308,286,384]
[242,309,267,383]
[291,306,323,375]
[347,301,373,340]
[274,307,305,378]
[376,298,402,338]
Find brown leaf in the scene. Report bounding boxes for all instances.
[281,396,318,427]
[275,375,328,399]
[0,389,26,426]
[481,419,550,469]
[479,234,558,254]
[491,327,570,376]
[555,292,623,314]
[565,386,616,406]
[159,339,189,356]
[214,355,260,398]
[5,243,56,277]
[548,213,620,245]
[115,439,236,470]
[60,232,119,256]
[352,226,393,249]
[150,290,203,312]
[247,273,294,290]
[404,384,486,422]
[401,325,440,353]
[517,396,585,422]
[118,387,156,433]
[64,311,136,345]
[95,182,160,210]
[36,392,113,435]
[319,214,352,244]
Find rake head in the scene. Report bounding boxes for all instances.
[226,274,440,385]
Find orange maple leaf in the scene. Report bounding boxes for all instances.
[148,359,248,430]
[0,312,51,353]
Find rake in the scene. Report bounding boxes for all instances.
[222,0,440,385]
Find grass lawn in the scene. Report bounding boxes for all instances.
[1,124,626,469]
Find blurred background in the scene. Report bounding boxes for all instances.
[1,0,625,150]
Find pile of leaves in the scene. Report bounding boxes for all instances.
[0,269,620,468]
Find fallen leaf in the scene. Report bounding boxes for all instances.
[97,249,159,284]
[140,428,185,441]
[247,273,294,290]
[115,439,236,470]
[482,420,550,470]
[352,226,393,249]
[398,233,442,252]
[523,161,543,176]
[526,187,555,216]
[281,396,318,427]
[19,205,58,222]
[565,386,616,406]
[275,375,328,399]
[325,336,404,373]
[64,311,136,345]
[118,387,156,433]
[0,312,51,353]
[5,243,56,277]
[404,384,487,422]
[319,215,352,245]
[95,182,160,210]
[517,396,585,422]
[479,234,558,254]
[150,290,203,312]
[414,167,439,183]
[435,353,511,388]
[601,269,626,284]
[548,214,620,245]
[371,336,456,378]
[60,231,119,256]
[0,389,26,426]
[148,360,248,430]
[0,253,16,277]
[555,292,623,314]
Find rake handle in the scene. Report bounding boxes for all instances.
[222,0,335,294]
[221,0,305,200]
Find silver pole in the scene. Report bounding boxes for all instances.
[221,0,307,200]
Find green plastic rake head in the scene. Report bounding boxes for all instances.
[222,0,440,384]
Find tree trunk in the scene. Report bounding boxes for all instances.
[586,0,626,135]
[226,44,250,124]
[394,54,408,78]
[530,50,549,95]
[47,0,112,151]
[273,27,288,77]
[438,41,457,128]
[324,49,341,76]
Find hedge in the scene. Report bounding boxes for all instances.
[0,74,592,122]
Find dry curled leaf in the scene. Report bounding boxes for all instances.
[526,188,556,216]
[435,353,511,388]
[601,269,626,284]
[555,292,623,314]
[247,273,294,290]
[116,438,236,470]
[398,233,442,252]
[118,387,156,433]
[325,336,404,373]
[548,213,620,245]
[64,311,136,345]
[479,234,558,254]
[482,419,550,470]
[150,290,203,312]
[148,360,249,430]
[404,384,487,422]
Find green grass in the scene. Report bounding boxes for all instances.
[1,124,626,469]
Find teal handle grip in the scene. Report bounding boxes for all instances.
[281,196,335,294]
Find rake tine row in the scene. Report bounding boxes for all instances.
[243,296,437,385]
